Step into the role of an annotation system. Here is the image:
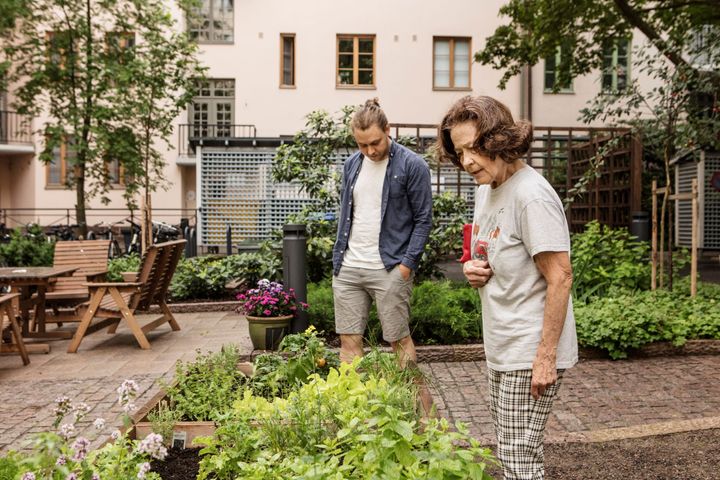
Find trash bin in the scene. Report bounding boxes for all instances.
[630,211,650,242]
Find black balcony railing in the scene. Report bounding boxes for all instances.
[0,110,33,145]
[178,123,257,155]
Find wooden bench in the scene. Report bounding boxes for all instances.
[44,240,111,321]
[67,240,186,353]
[0,293,30,365]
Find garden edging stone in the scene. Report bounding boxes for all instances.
[243,339,720,363]
[157,302,720,360]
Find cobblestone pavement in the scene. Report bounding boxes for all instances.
[0,311,252,453]
[2,314,719,454]
[422,355,720,444]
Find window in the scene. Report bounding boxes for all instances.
[188,0,234,44]
[47,138,76,187]
[433,37,471,90]
[602,38,631,93]
[189,79,235,137]
[336,35,375,88]
[46,31,76,69]
[280,34,295,88]
[689,25,720,70]
[544,45,573,92]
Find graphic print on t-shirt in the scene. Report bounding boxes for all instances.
[472,207,505,263]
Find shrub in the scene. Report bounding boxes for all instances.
[410,280,482,344]
[0,225,54,267]
[416,192,467,281]
[307,279,481,345]
[106,252,141,282]
[306,279,336,334]
[570,220,651,303]
[168,252,282,301]
[575,284,720,359]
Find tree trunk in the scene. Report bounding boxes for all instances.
[75,165,87,238]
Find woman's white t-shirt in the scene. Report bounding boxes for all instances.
[471,165,578,371]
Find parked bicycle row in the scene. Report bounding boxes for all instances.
[0,218,195,259]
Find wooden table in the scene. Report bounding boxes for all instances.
[0,266,78,342]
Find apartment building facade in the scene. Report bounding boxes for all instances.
[0,0,645,243]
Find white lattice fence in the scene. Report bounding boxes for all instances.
[198,147,479,246]
[198,148,347,245]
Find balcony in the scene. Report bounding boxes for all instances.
[177,123,257,158]
[0,111,34,154]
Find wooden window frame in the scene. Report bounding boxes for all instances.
[432,36,472,91]
[336,34,376,89]
[45,138,75,188]
[106,158,126,188]
[280,33,296,88]
[602,38,631,94]
[544,45,574,93]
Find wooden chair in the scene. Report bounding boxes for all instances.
[0,293,30,365]
[67,240,186,353]
[44,240,111,322]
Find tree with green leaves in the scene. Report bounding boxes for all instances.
[476,0,720,90]
[476,0,720,289]
[1,0,204,237]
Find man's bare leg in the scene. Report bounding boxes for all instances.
[339,334,364,364]
[390,334,417,368]
[391,335,435,417]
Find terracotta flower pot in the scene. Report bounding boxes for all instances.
[245,314,293,350]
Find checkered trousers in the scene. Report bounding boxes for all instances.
[487,368,564,480]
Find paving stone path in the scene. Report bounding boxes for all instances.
[2,311,718,454]
[422,355,720,444]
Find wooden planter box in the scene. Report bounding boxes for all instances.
[129,361,254,448]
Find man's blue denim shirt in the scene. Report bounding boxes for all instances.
[332,139,433,276]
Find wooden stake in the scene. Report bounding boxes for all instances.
[691,178,698,297]
[651,180,657,290]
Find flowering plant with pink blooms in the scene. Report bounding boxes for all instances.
[236,279,308,317]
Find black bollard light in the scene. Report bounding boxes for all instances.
[283,223,308,333]
[226,225,232,256]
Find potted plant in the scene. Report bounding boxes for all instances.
[237,279,308,350]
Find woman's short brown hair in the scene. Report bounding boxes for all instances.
[437,95,532,169]
[351,97,389,132]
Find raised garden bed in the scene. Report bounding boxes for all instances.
[129,362,254,448]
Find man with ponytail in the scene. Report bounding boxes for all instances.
[332,98,432,368]
[439,96,578,480]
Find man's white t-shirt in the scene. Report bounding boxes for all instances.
[342,154,388,269]
[471,165,578,371]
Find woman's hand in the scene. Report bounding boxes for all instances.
[463,259,493,288]
[531,347,558,400]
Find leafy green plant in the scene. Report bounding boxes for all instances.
[0,454,20,480]
[164,345,248,421]
[575,284,720,359]
[106,252,142,282]
[0,226,54,267]
[197,360,497,480]
[410,281,482,345]
[416,192,468,281]
[272,107,356,212]
[147,400,183,446]
[168,251,282,301]
[17,380,165,480]
[249,327,341,398]
[307,280,481,345]
[570,221,651,302]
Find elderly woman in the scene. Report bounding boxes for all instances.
[438,96,577,480]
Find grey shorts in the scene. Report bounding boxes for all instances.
[332,265,413,342]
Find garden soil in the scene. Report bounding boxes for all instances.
[151,428,720,479]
